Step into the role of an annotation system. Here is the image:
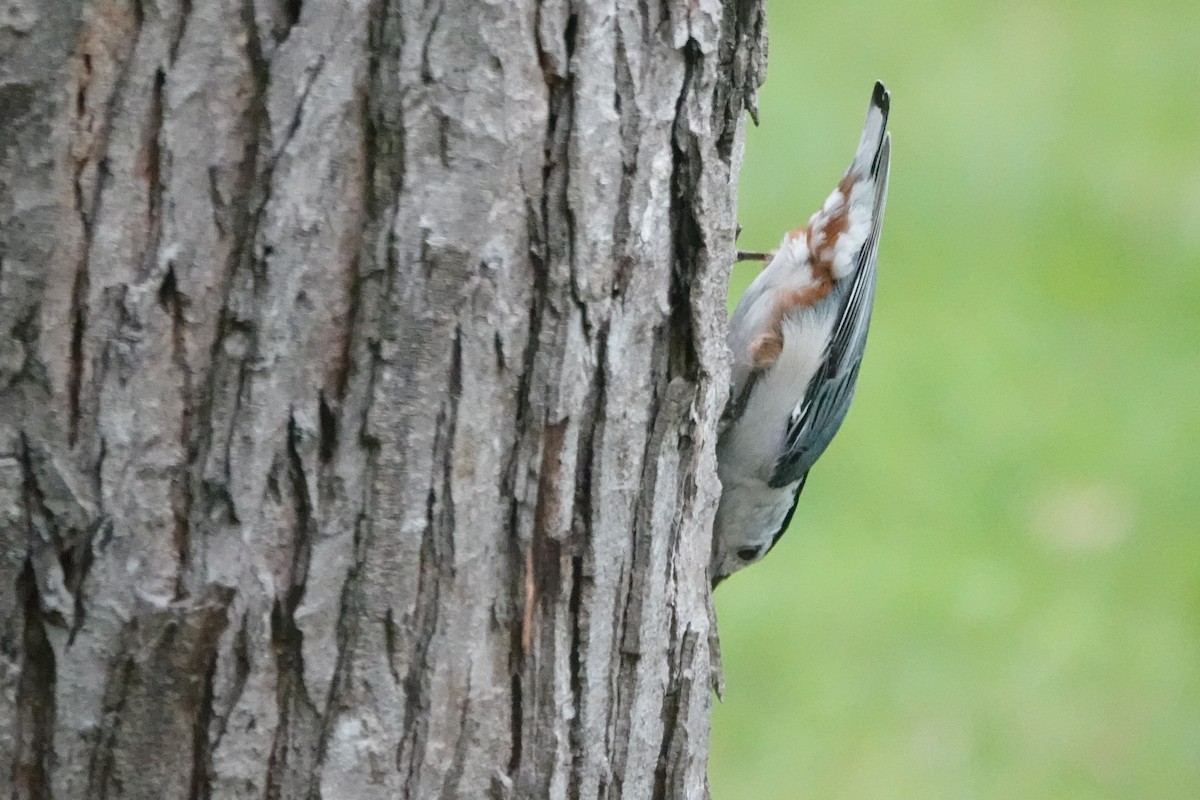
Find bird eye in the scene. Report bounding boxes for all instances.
[736,547,760,562]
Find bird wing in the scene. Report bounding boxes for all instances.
[766,470,808,555]
[769,135,890,489]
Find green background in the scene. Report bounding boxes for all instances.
[708,2,1200,797]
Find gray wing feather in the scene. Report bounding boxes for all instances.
[769,138,890,488]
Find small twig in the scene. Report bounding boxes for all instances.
[735,250,774,262]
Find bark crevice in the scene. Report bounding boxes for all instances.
[14,562,57,800]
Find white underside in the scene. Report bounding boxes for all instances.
[712,310,835,576]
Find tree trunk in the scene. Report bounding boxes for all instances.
[0,0,765,797]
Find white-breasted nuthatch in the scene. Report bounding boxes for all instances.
[711,82,891,587]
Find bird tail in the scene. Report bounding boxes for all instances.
[848,81,891,179]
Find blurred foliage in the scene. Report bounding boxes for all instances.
[709,1,1200,797]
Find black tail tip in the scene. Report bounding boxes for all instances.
[872,80,890,113]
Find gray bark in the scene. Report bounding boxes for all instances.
[0,0,765,797]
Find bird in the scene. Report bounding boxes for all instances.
[710,81,891,587]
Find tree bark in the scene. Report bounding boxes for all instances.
[0,0,765,797]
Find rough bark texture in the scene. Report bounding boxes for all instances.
[0,0,765,797]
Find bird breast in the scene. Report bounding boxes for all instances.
[719,306,836,484]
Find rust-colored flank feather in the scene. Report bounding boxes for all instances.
[750,332,783,367]
[750,283,831,368]
[748,189,856,372]
[810,173,858,282]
